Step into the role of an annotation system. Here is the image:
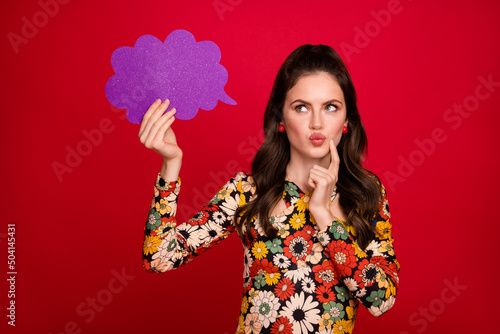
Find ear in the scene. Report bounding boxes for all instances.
[343,119,349,127]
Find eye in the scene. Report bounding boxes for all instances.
[295,105,308,112]
[325,104,338,112]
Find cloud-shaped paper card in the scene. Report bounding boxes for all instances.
[105,30,236,123]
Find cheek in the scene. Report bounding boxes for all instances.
[329,125,344,143]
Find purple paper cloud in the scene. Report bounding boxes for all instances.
[105,30,236,123]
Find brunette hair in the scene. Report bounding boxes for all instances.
[234,44,382,250]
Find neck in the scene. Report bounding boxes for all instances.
[286,154,330,192]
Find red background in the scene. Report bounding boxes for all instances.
[2,0,499,333]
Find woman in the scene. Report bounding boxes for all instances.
[140,44,399,334]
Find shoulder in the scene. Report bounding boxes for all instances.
[217,172,254,193]
[232,171,252,182]
[232,172,256,195]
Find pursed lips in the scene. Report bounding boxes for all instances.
[309,133,326,146]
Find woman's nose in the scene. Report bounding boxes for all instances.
[309,110,323,129]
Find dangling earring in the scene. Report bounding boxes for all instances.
[278,124,285,133]
[342,126,348,134]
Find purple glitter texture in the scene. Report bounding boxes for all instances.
[105,30,236,123]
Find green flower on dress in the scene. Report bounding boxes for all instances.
[324,301,345,322]
[284,183,300,197]
[335,285,349,302]
[329,221,348,240]
[366,290,385,307]
[146,208,162,230]
[254,275,267,289]
[265,238,283,254]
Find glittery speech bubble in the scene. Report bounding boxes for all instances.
[105,30,236,123]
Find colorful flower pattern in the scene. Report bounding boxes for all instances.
[143,172,400,333]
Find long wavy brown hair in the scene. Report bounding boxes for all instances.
[234,44,382,250]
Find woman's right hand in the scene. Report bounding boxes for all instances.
[139,99,182,180]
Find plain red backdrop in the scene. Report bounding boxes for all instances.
[1,0,499,333]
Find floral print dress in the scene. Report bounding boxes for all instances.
[142,172,399,334]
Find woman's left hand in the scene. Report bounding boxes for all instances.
[308,139,339,230]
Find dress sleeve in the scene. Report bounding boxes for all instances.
[317,185,400,316]
[142,172,251,273]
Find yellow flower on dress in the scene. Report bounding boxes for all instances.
[353,243,367,259]
[385,281,397,299]
[239,193,247,207]
[264,272,281,285]
[236,314,245,334]
[319,313,334,331]
[252,241,268,260]
[378,240,395,256]
[376,219,392,240]
[346,306,355,320]
[295,195,310,212]
[277,224,290,238]
[248,288,258,302]
[236,320,245,334]
[240,296,249,314]
[143,235,162,255]
[345,224,357,237]
[289,212,306,230]
[376,271,389,289]
[216,187,232,200]
[155,198,171,215]
[332,319,351,334]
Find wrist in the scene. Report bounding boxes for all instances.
[160,156,182,182]
[310,208,335,231]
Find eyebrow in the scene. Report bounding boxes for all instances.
[290,99,344,106]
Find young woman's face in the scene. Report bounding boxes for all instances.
[282,71,348,162]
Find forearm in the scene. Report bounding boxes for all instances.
[142,177,183,273]
[318,220,399,316]
[142,172,249,273]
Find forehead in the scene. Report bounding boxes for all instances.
[286,72,344,102]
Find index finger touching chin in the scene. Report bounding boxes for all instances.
[329,139,340,172]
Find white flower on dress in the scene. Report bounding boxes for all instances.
[254,218,265,236]
[365,240,384,257]
[284,267,311,284]
[343,277,359,292]
[220,194,240,216]
[212,211,226,225]
[176,223,208,249]
[368,295,396,317]
[249,290,280,328]
[199,222,223,242]
[273,214,287,228]
[317,231,330,245]
[164,192,177,215]
[301,277,316,294]
[273,253,291,269]
[355,288,367,298]
[280,292,321,334]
